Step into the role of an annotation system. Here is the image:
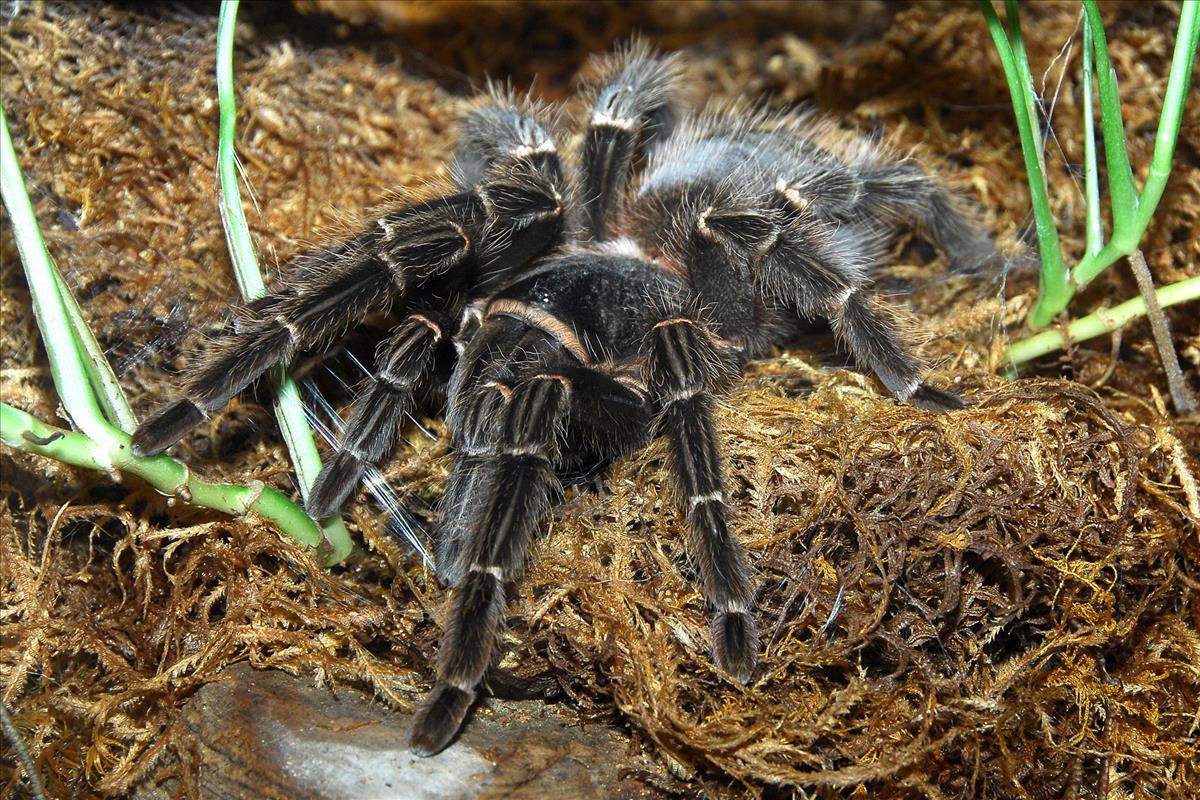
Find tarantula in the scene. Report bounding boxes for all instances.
[131,43,996,756]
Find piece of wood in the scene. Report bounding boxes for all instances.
[137,664,656,799]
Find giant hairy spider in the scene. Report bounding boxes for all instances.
[131,43,996,756]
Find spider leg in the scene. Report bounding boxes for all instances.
[411,373,571,756]
[435,454,489,587]
[831,289,924,401]
[305,310,447,520]
[580,44,680,240]
[453,92,563,189]
[857,162,998,274]
[435,359,652,586]
[832,290,971,409]
[657,188,965,410]
[643,317,758,683]
[779,159,997,274]
[133,128,566,457]
[435,315,550,584]
[909,382,969,411]
[730,186,969,408]
[641,184,872,342]
[435,381,507,587]
[131,195,479,456]
[703,200,873,322]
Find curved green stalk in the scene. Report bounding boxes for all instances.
[1,404,325,552]
[1005,276,1200,368]
[52,264,139,434]
[978,0,1070,329]
[1081,0,1138,242]
[1004,1,1045,160]
[216,0,265,300]
[4,116,136,435]
[1,106,117,457]
[1130,0,1200,238]
[1080,18,1102,258]
[216,0,353,563]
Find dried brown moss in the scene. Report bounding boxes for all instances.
[2,2,1198,798]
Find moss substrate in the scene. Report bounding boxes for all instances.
[1,2,1197,797]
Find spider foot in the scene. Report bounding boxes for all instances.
[712,610,759,684]
[909,382,969,412]
[306,449,365,520]
[409,683,475,757]
[131,398,205,456]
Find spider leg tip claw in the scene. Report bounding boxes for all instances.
[409,683,475,757]
[713,611,759,685]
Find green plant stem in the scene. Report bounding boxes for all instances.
[1082,0,1139,241]
[1023,1,1199,326]
[979,0,1070,329]
[1,106,117,457]
[1005,275,1200,368]
[52,265,139,433]
[1132,0,1200,235]
[1,403,326,553]
[1131,0,1200,237]
[216,0,263,301]
[3,120,136,435]
[216,0,353,563]
[1004,0,1046,160]
[1080,16,1102,258]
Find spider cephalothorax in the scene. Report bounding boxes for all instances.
[131,42,997,756]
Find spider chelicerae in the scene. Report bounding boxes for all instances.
[131,42,997,756]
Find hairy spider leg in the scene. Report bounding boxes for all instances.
[759,199,958,405]
[635,125,967,409]
[304,310,447,520]
[825,289,967,412]
[435,317,565,585]
[131,194,477,456]
[452,91,564,191]
[659,112,998,276]
[412,348,653,754]
[410,371,573,757]
[643,316,758,683]
[855,162,999,275]
[303,100,573,517]
[774,157,998,275]
[433,446,490,587]
[830,289,924,400]
[579,44,680,241]
[633,129,874,348]
[131,100,568,458]
[435,360,653,588]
